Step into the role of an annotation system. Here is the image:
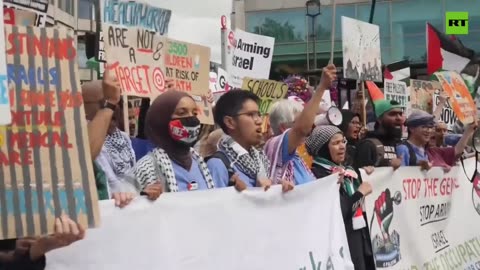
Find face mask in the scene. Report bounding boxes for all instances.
[168,116,201,146]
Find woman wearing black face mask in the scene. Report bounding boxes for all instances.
[127,90,215,196]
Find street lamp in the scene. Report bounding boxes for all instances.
[305,0,321,82]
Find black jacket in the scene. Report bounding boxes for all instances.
[355,130,400,168]
[311,165,375,270]
[0,239,46,270]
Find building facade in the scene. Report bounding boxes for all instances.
[41,0,97,82]
[234,0,479,79]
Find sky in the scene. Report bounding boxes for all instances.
[151,0,233,64]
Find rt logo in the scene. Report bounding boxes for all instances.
[446,12,469,35]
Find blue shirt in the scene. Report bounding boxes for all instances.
[172,159,209,191]
[396,142,428,166]
[280,131,315,185]
[207,155,257,188]
[131,138,155,161]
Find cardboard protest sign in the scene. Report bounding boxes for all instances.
[363,158,480,269]
[0,1,10,125]
[383,80,409,112]
[103,23,167,100]
[241,78,288,115]
[433,89,457,131]
[1,26,100,239]
[434,71,476,125]
[226,29,275,88]
[164,39,213,125]
[99,0,172,77]
[342,17,382,82]
[410,79,437,114]
[4,7,36,26]
[3,0,48,26]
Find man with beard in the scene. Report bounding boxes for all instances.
[355,100,404,168]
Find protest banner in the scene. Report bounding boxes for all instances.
[433,89,457,131]
[362,157,480,269]
[4,7,36,26]
[1,26,99,239]
[0,1,10,125]
[226,29,275,88]
[410,79,438,114]
[3,0,48,26]
[165,38,213,124]
[99,0,172,76]
[242,78,288,114]
[47,175,354,270]
[383,79,408,112]
[102,23,167,100]
[434,71,476,125]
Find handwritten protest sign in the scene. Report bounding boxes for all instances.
[1,26,99,239]
[434,71,476,125]
[103,23,167,100]
[3,0,48,26]
[226,29,275,88]
[4,7,36,26]
[433,89,457,131]
[242,78,288,115]
[0,1,10,125]
[363,158,480,269]
[410,79,437,114]
[165,39,213,124]
[384,80,408,109]
[99,0,172,76]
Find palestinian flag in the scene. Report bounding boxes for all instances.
[384,60,410,82]
[427,23,480,97]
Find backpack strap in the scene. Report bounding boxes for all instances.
[400,140,417,166]
[365,138,385,167]
[206,151,236,184]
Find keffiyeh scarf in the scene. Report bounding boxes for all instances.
[134,147,215,192]
[313,157,366,230]
[104,128,135,176]
[218,135,270,180]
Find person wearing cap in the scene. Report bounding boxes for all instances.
[355,100,404,168]
[396,109,477,168]
[306,125,374,270]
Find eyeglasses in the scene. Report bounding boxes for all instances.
[234,111,263,121]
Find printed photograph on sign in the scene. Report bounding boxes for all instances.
[0,0,11,125]
[342,16,382,82]
[103,23,167,100]
[434,71,476,125]
[1,26,99,239]
[410,79,439,114]
[241,78,288,115]
[164,38,213,124]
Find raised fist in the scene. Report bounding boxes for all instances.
[375,188,394,240]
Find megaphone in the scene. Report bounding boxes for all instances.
[314,106,343,126]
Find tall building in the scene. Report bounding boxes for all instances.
[233,0,479,79]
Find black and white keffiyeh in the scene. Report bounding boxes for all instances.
[104,128,135,176]
[133,147,214,192]
[218,135,270,180]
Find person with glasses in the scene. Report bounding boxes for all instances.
[338,110,363,167]
[396,110,477,169]
[207,90,283,189]
[305,125,374,270]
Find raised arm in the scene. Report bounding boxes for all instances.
[454,121,478,158]
[286,64,337,154]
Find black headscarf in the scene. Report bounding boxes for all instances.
[145,90,193,169]
[338,109,361,143]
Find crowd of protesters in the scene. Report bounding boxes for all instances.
[1,61,477,270]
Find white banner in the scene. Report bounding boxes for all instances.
[226,29,274,88]
[46,175,353,270]
[363,157,480,269]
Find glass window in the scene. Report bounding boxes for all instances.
[78,0,92,19]
[445,0,480,50]
[59,0,74,15]
[390,0,443,62]
[77,36,88,69]
[315,5,355,41]
[246,9,306,43]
